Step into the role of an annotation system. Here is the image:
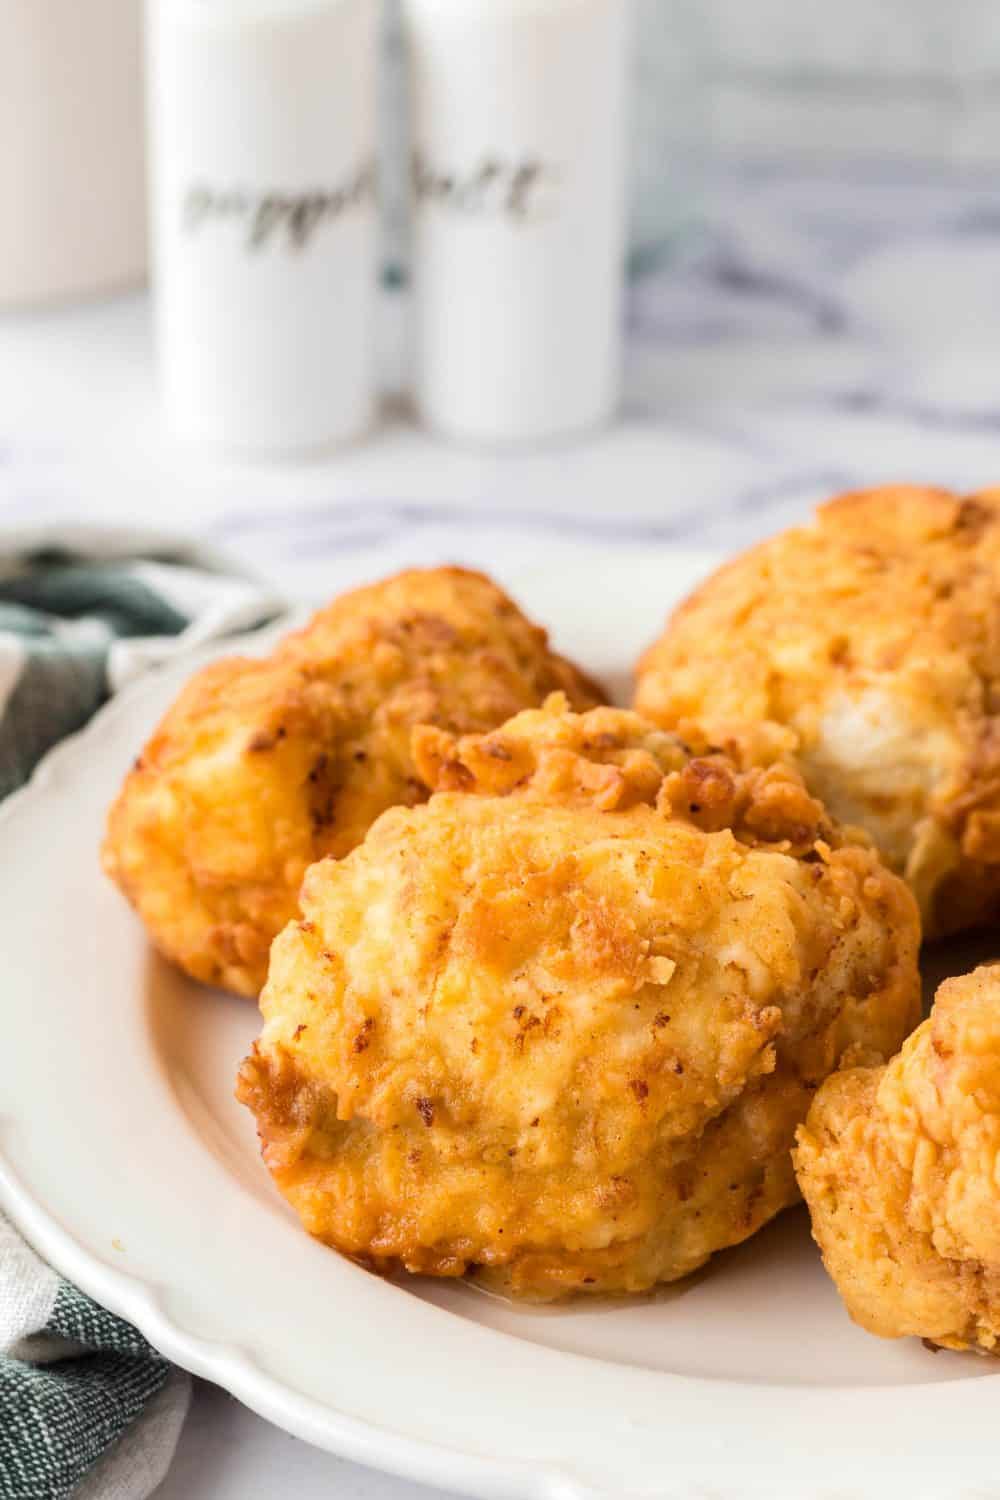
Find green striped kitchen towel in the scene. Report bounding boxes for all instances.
[0,530,281,1500]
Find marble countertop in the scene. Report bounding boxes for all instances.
[5,159,1000,1498]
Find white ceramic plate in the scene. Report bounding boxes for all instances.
[2,547,999,1500]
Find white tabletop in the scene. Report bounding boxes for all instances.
[156,1381,461,1500]
[4,159,1000,1498]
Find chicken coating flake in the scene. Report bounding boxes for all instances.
[635,486,1000,938]
[102,568,601,996]
[236,697,920,1299]
[796,964,1000,1353]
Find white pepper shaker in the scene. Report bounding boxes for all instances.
[146,0,378,454]
[402,0,632,446]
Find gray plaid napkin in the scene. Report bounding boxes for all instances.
[0,531,281,1500]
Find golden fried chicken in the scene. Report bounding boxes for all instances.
[796,963,1000,1353]
[635,486,1000,938]
[103,568,601,996]
[237,697,920,1299]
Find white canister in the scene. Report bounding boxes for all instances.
[0,0,146,309]
[402,0,632,446]
[146,0,378,455]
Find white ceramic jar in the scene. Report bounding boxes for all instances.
[146,0,378,454]
[402,0,632,446]
[0,0,146,308]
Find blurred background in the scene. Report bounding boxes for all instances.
[3,0,1000,577]
[699,0,1000,164]
[11,0,1000,292]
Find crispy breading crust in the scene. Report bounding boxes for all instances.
[635,486,1000,937]
[102,568,602,995]
[796,963,1000,1353]
[237,698,920,1299]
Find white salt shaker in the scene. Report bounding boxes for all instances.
[146,0,378,455]
[402,0,632,446]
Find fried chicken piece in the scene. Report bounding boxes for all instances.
[635,486,1000,937]
[796,964,1000,1353]
[237,697,920,1299]
[102,568,601,996]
